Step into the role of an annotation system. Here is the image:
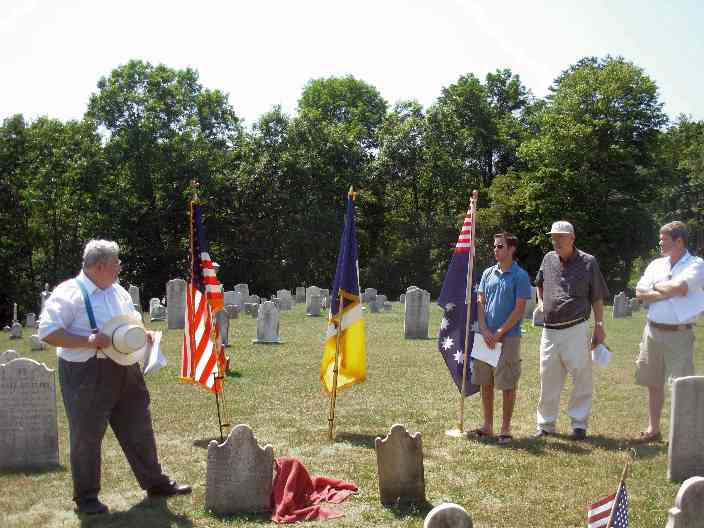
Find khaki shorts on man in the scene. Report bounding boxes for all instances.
[635,323,695,387]
[472,335,522,390]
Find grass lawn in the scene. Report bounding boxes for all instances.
[1,303,702,527]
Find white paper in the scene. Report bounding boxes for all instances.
[470,337,502,367]
[143,331,167,375]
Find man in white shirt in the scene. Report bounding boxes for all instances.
[635,221,704,442]
[39,240,190,515]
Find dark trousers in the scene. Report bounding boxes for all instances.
[58,357,170,502]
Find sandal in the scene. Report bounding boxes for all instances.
[498,434,513,445]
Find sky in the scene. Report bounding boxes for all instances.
[2,0,703,127]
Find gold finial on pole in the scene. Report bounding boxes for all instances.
[348,186,358,201]
[190,179,200,202]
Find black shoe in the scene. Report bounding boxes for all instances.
[75,497,109,515]
[571,428,587,440]
[147,480,192,498]
[534,429,551,438]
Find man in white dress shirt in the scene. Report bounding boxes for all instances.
[635,221,704,442]
[39,240,190,515]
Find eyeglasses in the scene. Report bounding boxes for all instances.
[493,244,505,249]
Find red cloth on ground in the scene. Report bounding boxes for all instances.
[271,457,358,523]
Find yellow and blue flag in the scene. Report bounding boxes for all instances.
[320,192,366,393]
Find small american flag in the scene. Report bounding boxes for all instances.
[587,483,628,528]
[181,201,226,393]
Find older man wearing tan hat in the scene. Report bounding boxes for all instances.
[534,221,609,440]
[39,240,190,515]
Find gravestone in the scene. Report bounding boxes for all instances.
[247,294,260,305]
[128,284,141,311]
[363,288,377,303]
[399,294,406,305]
[224,290,237,307]
[375,424,425,506]
[166,279,187,329]
[424,503,473,528]
[231,291,244,309]
[276,290,293,311]
[205,424,274,515]
[0,358,59,470]
[25,313,36,328]
[253,301,282,344]
[666,476,704,528]
[668,376,704,481]
[295,286,306,303]
[612,292,628,318]
[234,284,250,303]
[383,302,393,312]
[0,350,19,364]
[149,298,167,322]
[377,294,388,305]
[532,304,544,327]
[30,335,44,352]
[215,309,230,347]
[626,298,635,316]
[524,287,537,318]
[244,303,259,317]
[10,322,22,339]
[369,299,381,313]
[12,302,18,324]
[306,294,322,317]
[224,304,240,319]
[404,287,430,339]
[305,286,321,305]
[40,283,51,312]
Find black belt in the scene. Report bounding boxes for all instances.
[544,317,587,330]
[648,321,694,332]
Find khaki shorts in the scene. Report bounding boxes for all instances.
[635,323,695,387]
[472,335,521,390]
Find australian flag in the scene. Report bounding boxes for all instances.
[437,204,480,397]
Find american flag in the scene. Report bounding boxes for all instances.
[436,201,479,396]
[588,484,628,528]
[181,201,226,393]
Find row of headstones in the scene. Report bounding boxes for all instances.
[613,291,642,318]
[2,303,45,351]
[1,354,703,526]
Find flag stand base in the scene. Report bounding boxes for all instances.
[445,428,468,438]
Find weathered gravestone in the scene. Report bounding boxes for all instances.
[128,284,141,311]
[383,302,392,312]
[30,335,44,352]
[0,350,19,364]
[612,292,628,318]
[223,290,237,307]
[247,294,260,305]
[424,503,473,528]
[404,287,430,339]
[10,322,22,339]
[205,424,274,515]
[363,288,377,304]
[166,278,187,329]
[306,294,322,317]
[224,304,240,319]
[375,424,425,506]
[234,284,250,303]
[149,298,167,322]
[321,288,330,310]
[215,309,230,347]
[305,286,321,305]
[668,376,704,481]
[666,476,704,528]
[25,312,36,328]
[0,358,59,470]
[377,294,388,305]
[399,293,406,305]
[369,299,381,313]
[295,286,306,303]
[276,289,293,310]
[253,301,282,344]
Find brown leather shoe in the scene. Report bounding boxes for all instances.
[148,480,192,497]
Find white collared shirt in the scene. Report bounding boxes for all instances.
[637,251,704,324]
[38,270,138,362]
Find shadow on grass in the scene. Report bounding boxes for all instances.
[78,497,194,528]
[208,510,271,524]
[225,368,242,378]
[0,463,66,476]
[334,432,378,449]
[384,499,435,519]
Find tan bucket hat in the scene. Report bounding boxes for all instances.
[100,314,147,366]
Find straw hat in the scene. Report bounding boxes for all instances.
[100,314,147,366]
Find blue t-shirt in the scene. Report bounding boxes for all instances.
[478,261,532,336]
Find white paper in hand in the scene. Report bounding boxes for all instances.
[471,337,502,367]
[143,331,167,375]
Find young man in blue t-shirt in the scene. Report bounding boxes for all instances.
[471,232,532,444]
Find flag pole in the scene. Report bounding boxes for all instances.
[605,460,629,528]
[458,190,478,434]
[327,288,344,441]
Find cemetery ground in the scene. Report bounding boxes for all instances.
[1,304,702,528]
